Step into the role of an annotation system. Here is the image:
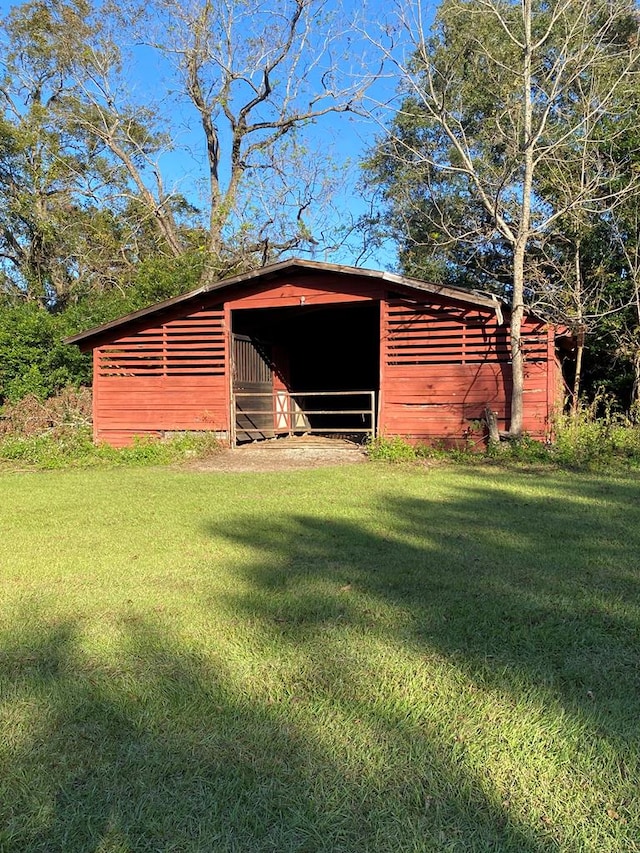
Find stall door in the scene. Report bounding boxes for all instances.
[233,334,274,442]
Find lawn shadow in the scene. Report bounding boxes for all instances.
[0,603,550,852]
[2,469,638,851]
[202,469,640,848]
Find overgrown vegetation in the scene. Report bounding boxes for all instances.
[1,464,638,851]
[3,387,639,471]
[367,403,640,470]
[0,389,219,469]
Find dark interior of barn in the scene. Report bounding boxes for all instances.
[231,300,380,439]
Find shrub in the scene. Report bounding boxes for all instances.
[0,303,91,402]
[552,394,640,469]
[366,435,420,462]
[0,389,220,468]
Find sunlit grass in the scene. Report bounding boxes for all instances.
[0,464,639,851]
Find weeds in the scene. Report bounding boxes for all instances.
[0,428,220,469]
[368,400,640,471]
[366,435,423,463]
[552,395,640,468]
[3,389,640,471]
[0,389,221,468]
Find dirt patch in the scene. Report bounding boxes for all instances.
[181,436,369,473]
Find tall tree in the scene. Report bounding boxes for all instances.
[147,0,367,275]
[1,0,370,306]
[0,0,179,305]
[67,0,369,279]
[366,0,640,435]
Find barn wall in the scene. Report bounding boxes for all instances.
[93,307,228,447]
[379,294,556,443]
[521,321,560,436]
[225,270,382,309]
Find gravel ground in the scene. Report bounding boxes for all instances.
[181,436,369,473]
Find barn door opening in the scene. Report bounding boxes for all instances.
[231,301,379,444]
[232,334,274,442]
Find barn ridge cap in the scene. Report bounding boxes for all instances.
[65,257,509,347]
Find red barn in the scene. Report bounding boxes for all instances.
[66,259,566,447]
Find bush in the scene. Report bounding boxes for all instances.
[366,435,421,462]
[0,389,220,469]
[552,396,640,469]
[0,302,91,402]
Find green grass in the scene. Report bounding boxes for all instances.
[0,463,639,852]
[0,428,220,469]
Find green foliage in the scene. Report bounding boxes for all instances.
[366,435,421,462]
[0,302,90,402]
[124,250,207,310]
[0,249,208,407]
[368,409,640,471]
[0,428,220,469]
[62,249,208,332]
[364,0,640,408]
[552,399,640,469]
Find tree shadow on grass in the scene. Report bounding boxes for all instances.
[0,603,550,853]
[1,470,638,852]
[202,470,640,849]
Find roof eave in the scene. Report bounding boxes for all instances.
[64,258,512,347]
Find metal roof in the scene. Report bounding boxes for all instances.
[65,258,507,346]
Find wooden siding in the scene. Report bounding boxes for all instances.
[225,271,382,310]
[379,295,556,442]
[93,307,228,446]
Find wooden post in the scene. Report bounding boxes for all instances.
[484,406,500,445]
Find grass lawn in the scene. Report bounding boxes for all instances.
[0,461,639,852]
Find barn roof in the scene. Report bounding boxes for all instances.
[65,257,507,347]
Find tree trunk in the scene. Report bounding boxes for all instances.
[571,341,584,417]
[484,406,500,445]
[509,239,527,437]
[570,244,585,417]
[508,0,533,439]
[509,302,525,437]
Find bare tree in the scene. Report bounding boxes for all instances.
[70,0,371,279]
[611,206,640,409]
[365,0,640,436]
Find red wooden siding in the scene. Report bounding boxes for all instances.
[93,307,229,447]
[378,295,557,442]
[225,272,382,310]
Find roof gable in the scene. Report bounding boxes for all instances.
[65,258,507,348]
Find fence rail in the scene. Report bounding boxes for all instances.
[233,390,376,441]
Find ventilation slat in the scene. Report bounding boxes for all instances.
[98,310,226,377]
[385,302,547,366]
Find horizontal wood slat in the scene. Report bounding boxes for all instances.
[385,300,549,367]
[97,310,226,377]
[380,296,553,441]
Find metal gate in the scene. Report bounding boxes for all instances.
[232,389,377,443]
